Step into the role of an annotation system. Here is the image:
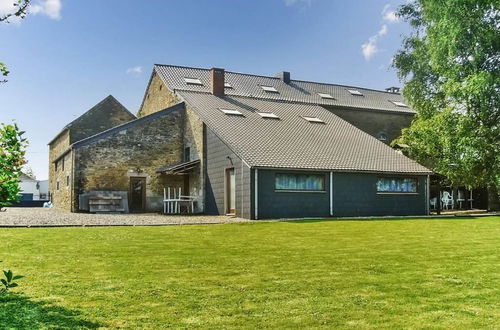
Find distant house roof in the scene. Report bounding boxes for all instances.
[178,91,431,174]
[48,95,136,145]
[154,64,414,114]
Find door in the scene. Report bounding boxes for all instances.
[226,168,236,215]
[129,177,146,212]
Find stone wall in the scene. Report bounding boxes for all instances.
[138,72,180,117]
[48,130,73,210]
[68,96,136,143]
[73,107,185,212]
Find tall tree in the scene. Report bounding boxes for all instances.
[393,0,500,210]
[1,0,31,83]
[0,123,28,210]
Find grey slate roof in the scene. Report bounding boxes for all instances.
[178,91,431,174]
[155,64,414,114]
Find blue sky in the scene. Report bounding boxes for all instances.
[0,0,408,180]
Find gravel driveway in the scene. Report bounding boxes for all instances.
[0,207,251,227]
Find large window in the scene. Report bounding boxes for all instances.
[275,173,325,191]
[376,177,417,193]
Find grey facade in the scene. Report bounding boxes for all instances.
[204,126,252,219]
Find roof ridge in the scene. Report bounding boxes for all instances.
[154,63,402,95]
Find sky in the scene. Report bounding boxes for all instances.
[0,0,410,180]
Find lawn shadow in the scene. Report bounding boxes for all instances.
[283,216,491,224]
[0,292,102,329]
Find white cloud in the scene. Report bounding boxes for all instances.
[361,24,388,61]
[382,4,398,23]
[378,24,388,36]
[284,0,312,7]
[0,0,61,22]
[126,66,143,75]
[30,0,61,19]
[361,36,379,61]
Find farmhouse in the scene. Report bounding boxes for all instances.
[48,64,432,219]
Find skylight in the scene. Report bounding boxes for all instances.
[347,89,363,96]
[184,77,203,85]
[219,108,243,116]
[260,85,279,93]
[302,116,325,123]
[257,112,279,119]
[318,93,334,99]
[391,101,407,107]
[224,82,233,88]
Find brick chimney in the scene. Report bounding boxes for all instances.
[276,71,291,84]
[210,67,225,97]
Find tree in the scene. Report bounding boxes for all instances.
[0,123,28,210]
[1,0,31,83]
[393,0,500,210]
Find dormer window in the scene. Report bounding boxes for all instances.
[260,85,279,93]
[184,77,203,85]
[257,112,279,119]
[318,93,334,99]
[347,89,363,96]
[391,101,407,107]
[219,108,243,116]
[302,116,325,123]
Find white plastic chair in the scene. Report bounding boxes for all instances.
[429,197,437,210]
[441,191,454,210]
[456,190,466,209]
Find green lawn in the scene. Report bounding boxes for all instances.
[0,217,499,329]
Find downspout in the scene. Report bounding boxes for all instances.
[329,171,333,216]
[254,168,258,220]
[426,174,430,215]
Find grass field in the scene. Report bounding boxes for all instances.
[0,217,499,329]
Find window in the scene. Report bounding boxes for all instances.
[260,85,279,93]
[302,116,325,123]
[66,176,69,186]
[376,178,417,193]
[378,132,388,141]
[275,173,325,191]
[56,181,60,190]
[318,92,334,99]
[257,112,279,119]
[159,84,163,91]
[347,89,363,96]
[224,82,233,88]
[391,100,407,107]
[55,162,58,172]
[184,147,191,162]
[219,108,243,116]
[184,77,203,85]
[62,157,65,171]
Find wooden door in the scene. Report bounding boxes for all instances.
[129,177,146,212]
[226,168,236,215]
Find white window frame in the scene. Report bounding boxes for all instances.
[391,100,407,107]
[219,108,243,116]
[347,89,363,96]
[318,92,334,99]
[302,116,325,123]
[260,85,279,93]
[184,77,203,85]
[257,112,279,119]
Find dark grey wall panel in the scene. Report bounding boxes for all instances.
[257,169,331,219]
[204,126,251,218]
[332,173,426,216]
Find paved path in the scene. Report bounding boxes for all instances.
[0,208,251,227]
